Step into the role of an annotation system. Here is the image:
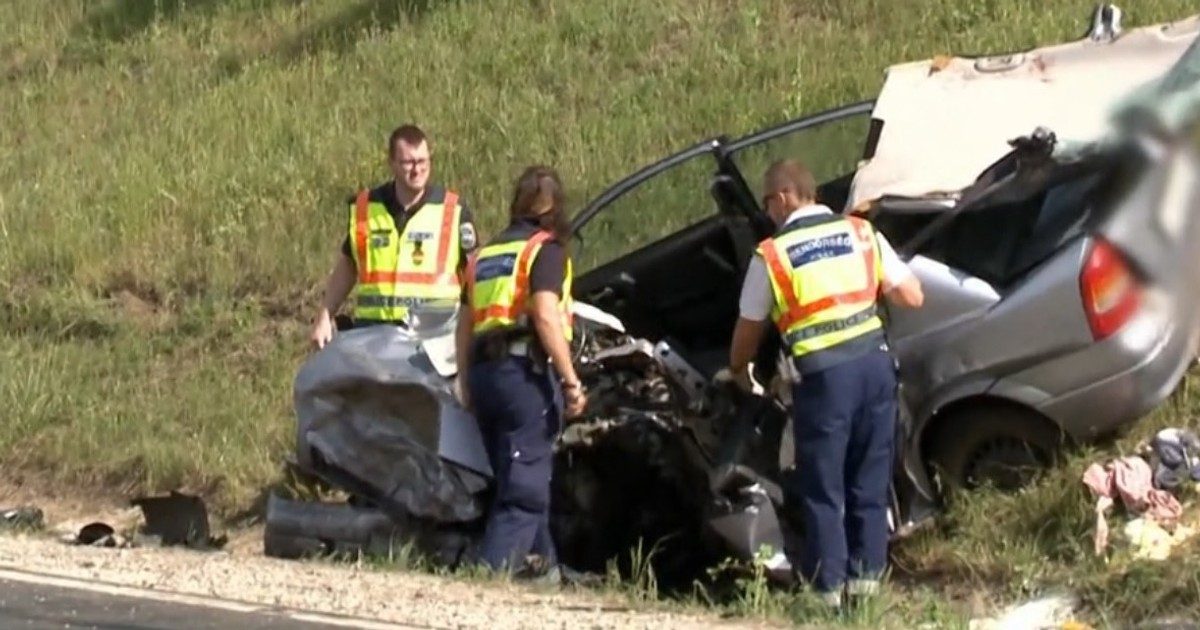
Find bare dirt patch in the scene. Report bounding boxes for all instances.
[1,475,139,537]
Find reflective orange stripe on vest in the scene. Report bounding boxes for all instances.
[760,216,879,333]
[353,188,460,285]
[466,230,554,323]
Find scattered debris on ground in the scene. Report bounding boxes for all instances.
[1148,428,1200,490]
[1121,517,1196,562]
[66,521,129,548]
[1082,426,1200,560]
[1,485,230,554]
[967,593,1079,630]
[0,506,43,531]
[131,491,228,550]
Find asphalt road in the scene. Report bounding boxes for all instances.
[0,576,406,630]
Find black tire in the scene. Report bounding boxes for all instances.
[927,405,1067,492]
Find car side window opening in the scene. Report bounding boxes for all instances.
[727,110,874,214]
[572,152,721,275]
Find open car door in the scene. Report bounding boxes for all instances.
[569,102,878,374]
[569,140,761,373]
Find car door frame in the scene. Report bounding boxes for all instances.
[567,134,765,360]
[570,138,725,233]
[714,100,879,222]
[569,99,881,278]
[564,99,885,380]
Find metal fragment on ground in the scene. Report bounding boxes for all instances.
[0,506,44,531]
[131,491,227,550]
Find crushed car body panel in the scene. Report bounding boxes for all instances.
[846,13,1200,213]
[292,322,490,523]
[888,32,1200,434]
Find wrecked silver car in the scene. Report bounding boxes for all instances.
[266,7,1200,587]
[269,303,796,584]
[268,300,796,580]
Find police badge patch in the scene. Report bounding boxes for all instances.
[460,222,478,250]
[369,229,391,248]
[406,230,434,243]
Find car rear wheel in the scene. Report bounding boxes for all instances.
[927,405,1067,492]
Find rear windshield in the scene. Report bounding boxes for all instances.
[873,166,1107,288]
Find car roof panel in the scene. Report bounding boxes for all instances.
[846,11,1200,214]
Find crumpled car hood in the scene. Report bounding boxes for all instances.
[292,324,491,523]
[846,11,1200,212]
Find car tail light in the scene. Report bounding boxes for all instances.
[1079,236,1142,340]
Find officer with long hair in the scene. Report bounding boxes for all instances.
[455,165,587,577]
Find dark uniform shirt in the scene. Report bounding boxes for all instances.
[464,217,569,361]
[460,217,567,305]
[341,181,478,270]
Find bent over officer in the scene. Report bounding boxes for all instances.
[723,159,924,607]
[309,124,479,347]
[455,165,587,575]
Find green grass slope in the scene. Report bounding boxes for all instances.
[4,0,1200,624]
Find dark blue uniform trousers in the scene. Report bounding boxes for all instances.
[467,355,561,571]
[790,348,897,594]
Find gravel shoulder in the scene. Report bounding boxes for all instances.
[0,531,776,629]
[1,482,781,628]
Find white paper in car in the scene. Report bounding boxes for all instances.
[421,332,458,377]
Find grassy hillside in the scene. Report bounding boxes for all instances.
[4,0,1200,624]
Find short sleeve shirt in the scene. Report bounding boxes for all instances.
[340,182,478,270]
[738,205,914,322]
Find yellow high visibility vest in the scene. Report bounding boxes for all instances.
[757,213,885,373]
[347,188,463,322]
[467,229,573,343]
